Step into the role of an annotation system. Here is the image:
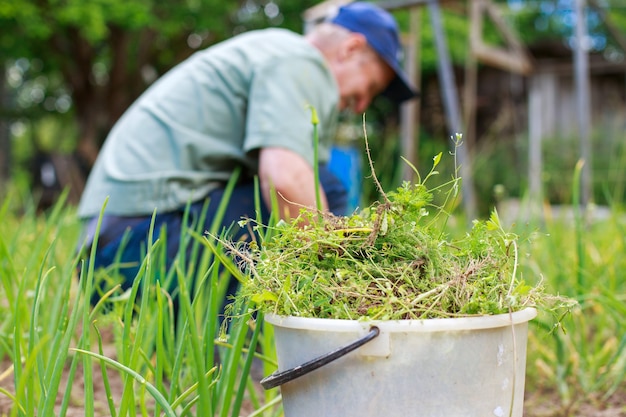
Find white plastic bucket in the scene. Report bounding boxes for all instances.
[266,308,537,417]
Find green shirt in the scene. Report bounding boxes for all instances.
[78,28,339,218]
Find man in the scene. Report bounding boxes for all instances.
[78,2,417,299]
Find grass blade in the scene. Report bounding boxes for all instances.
[71,349,177,417]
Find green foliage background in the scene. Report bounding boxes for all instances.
[2,0,626,213]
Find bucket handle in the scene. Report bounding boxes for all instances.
[260,326,380,390]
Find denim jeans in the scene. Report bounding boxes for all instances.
[82,165,348,305]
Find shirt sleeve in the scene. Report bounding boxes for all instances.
[243,56,339,167]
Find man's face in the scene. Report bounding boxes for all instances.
[331,36,395,114]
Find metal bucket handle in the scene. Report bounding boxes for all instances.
[260,326,380,390]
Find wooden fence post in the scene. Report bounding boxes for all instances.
[428,0,477,219]
[574,0,592,206]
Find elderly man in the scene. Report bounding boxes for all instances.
[78,2,417,300]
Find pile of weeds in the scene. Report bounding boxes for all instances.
[233,147,572,321]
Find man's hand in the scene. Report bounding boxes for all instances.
[258,147,329,220]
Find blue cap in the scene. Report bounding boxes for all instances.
[330,2,418,103]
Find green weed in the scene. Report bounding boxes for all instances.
[234,139,574,322]
[519,164,626,409]
[0,187,277,416]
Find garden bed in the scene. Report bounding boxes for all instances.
[1,349,624,416]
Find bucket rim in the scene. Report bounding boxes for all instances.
[265,307,537,333]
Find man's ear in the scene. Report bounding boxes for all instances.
[338,33,368,61]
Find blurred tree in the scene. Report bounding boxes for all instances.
[0,0,317,168]
[501,0,626,53]
[3,0,622,194]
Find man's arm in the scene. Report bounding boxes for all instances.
[258,147,329,220]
